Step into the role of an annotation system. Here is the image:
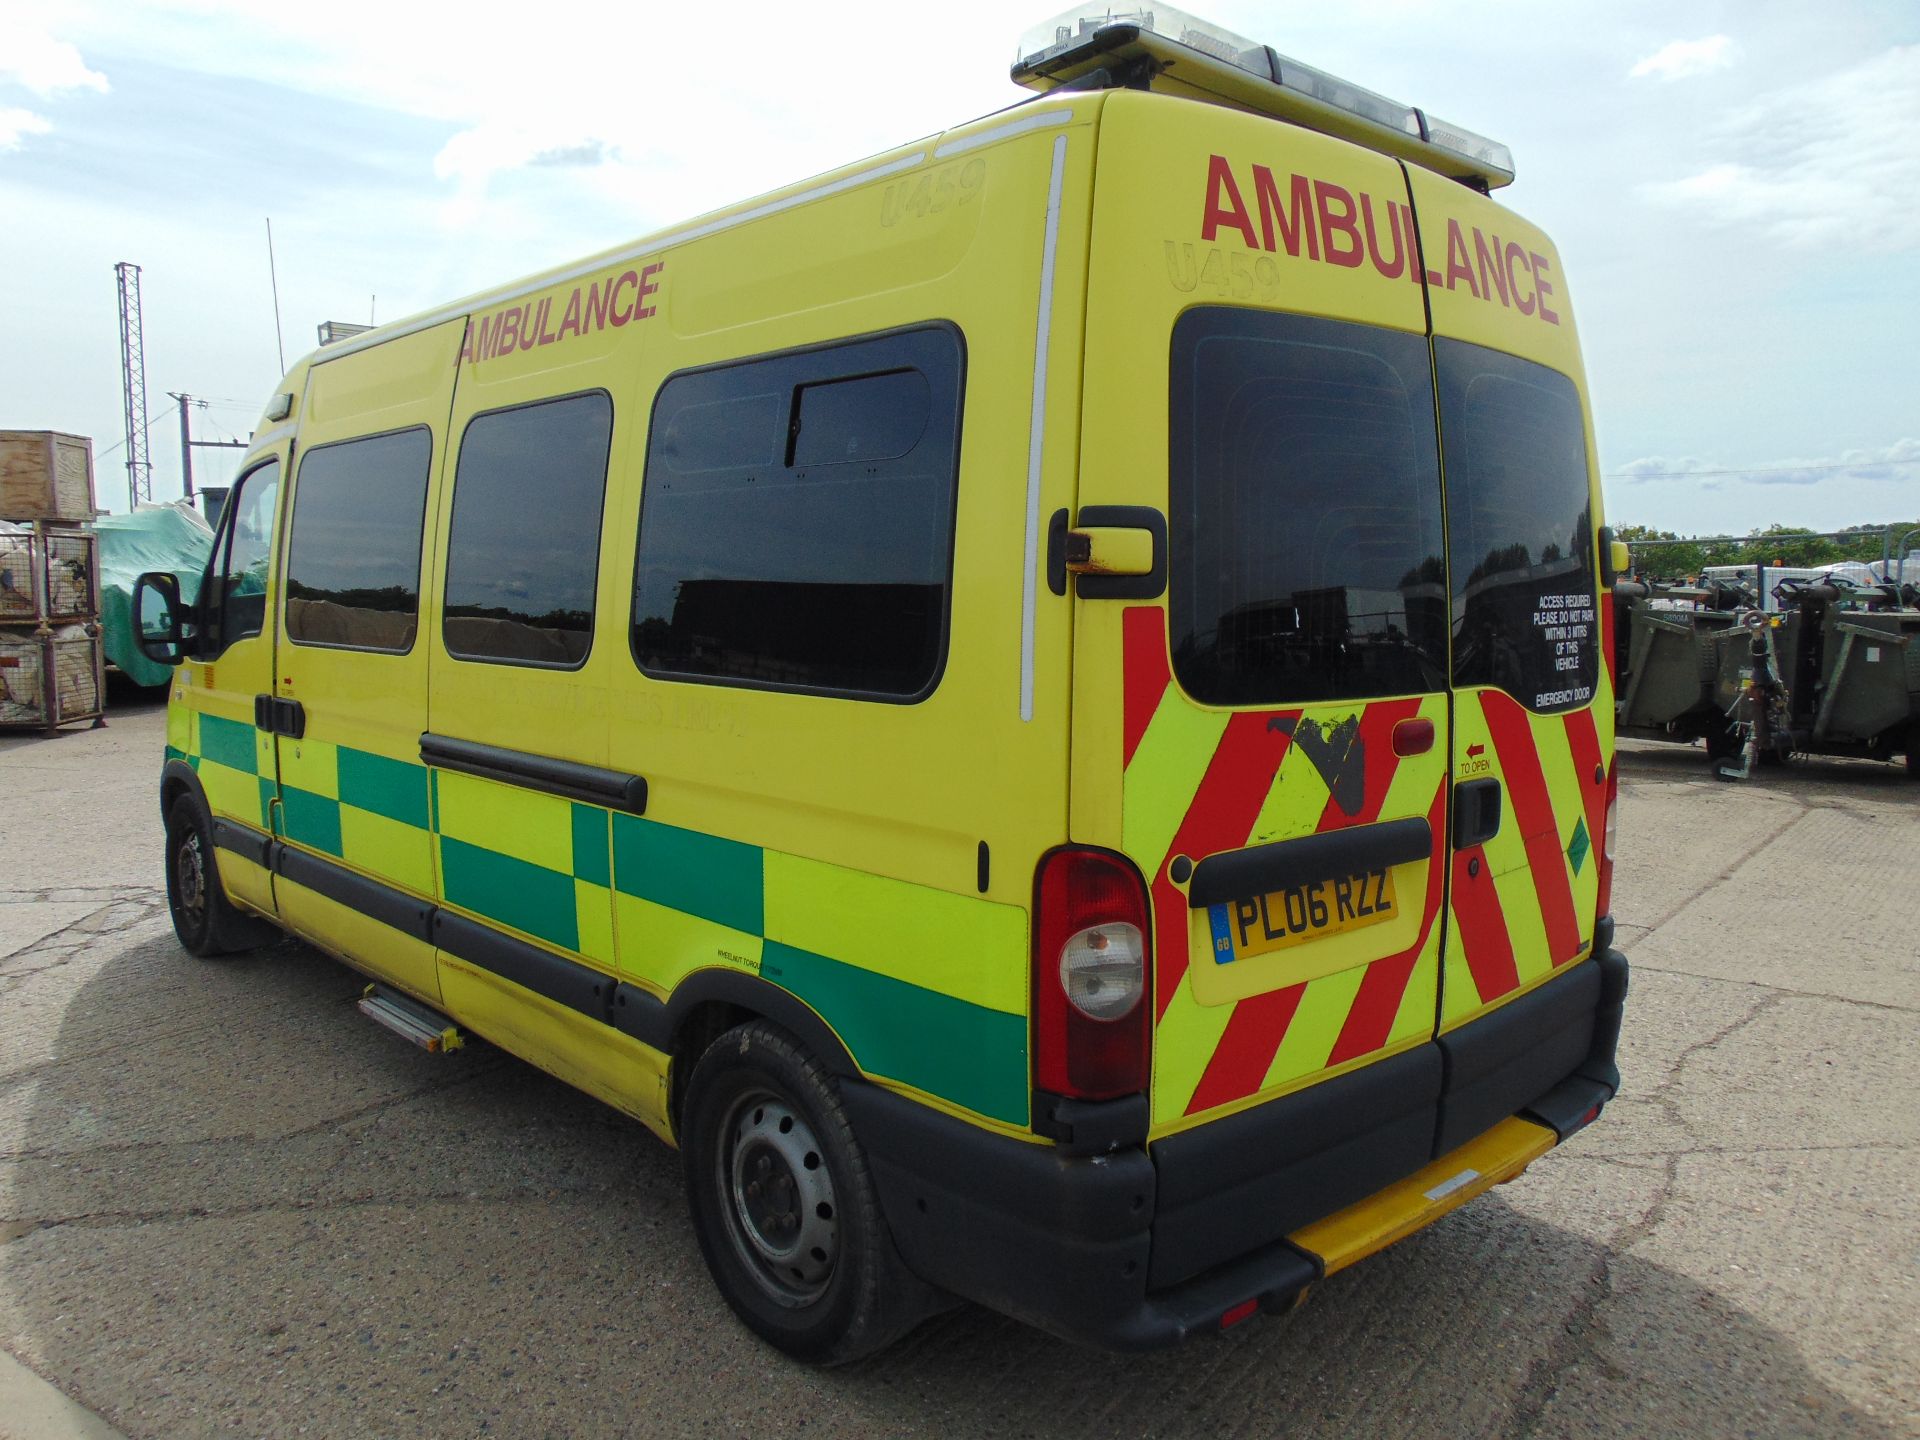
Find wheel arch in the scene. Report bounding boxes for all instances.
[662,969,859,1131]
[161,758,211,825]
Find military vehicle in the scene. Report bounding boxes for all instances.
[1612,578,1745,758]
[1708,574,1920,778]
[1615,571,1920,778]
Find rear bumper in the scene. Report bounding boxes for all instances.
[847,933,1627,1350]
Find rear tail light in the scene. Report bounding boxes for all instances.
[1595,765,1619,925]
[1033,848,1152,1100]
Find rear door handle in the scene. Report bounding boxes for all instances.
[1453,778,1502,850]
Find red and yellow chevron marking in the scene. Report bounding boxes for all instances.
[1121,598,1618,1131]
[1120,607,1450,1131]
[1441,670,1615,1030]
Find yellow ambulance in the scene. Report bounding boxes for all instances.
[135,7,1629,1362]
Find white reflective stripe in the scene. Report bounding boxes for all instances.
[1019,133,1069,725]
[313,150,932,366]
[1423,1168,1481,1202]
[934,106,1074,159]
[243,423,296,460]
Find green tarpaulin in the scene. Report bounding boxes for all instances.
[96,503,212,687]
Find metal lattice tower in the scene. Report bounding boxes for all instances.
[115,261,152,509]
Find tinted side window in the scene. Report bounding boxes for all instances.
[443,393,614,668]
[1437,339,1597,712]
[285,428,432,653]
[1168,307,1448,707]
[633,326,963,700]
[207,460,279,655]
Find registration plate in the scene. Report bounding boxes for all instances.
[1208,869,1397,965]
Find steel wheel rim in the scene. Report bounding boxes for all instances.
[176,828,207,924]
[718,1088,839,1308]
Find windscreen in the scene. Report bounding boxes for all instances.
[1168,307,1448,707]
[1437,338,1597,712]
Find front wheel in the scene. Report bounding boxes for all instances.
[164,795,270,957]
[679,1021,929,1364]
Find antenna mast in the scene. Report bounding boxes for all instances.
[115,261,153,510]
[266,217,287,374]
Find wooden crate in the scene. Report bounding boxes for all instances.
[0,431,96,523]
[0,625,105,733]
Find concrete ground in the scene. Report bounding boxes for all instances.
[1,700,1915,1439]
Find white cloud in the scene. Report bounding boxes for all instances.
[0,26,108,96]
[1639,45,1920,252]
[0,106,53,150]
[1615,439,1920,489]
[1629,35,1734,82]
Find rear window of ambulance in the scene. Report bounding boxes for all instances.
[1436,338,1597,712]
[1167,307,1448,707]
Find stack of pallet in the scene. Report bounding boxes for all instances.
[1,431,105,734]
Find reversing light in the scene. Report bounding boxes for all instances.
[1060,921,1146,1020]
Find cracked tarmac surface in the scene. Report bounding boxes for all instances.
[1,706,1916,1439]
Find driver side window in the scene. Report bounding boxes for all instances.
[205,461,280,656]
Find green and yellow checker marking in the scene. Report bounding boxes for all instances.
[611,813,1029,1125]
[277,737,435,897]
[173,711,271,832]
[435,768,615,967]
[171,714,1028,1127]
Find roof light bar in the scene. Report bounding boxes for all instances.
[1012,6,1515,190]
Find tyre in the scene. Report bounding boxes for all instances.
[679,1020,929,1364]
[164,795,271,957]
[1703,716,1739,763]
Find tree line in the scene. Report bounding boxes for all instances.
[1616,521,1920,578]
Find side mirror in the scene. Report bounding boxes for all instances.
[132,571,192,666]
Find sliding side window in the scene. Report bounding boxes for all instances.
[443,392,614,669]
[632,325,964,701]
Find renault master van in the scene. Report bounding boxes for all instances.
[136,7,1629,1362]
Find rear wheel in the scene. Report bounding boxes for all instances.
[164,795,270,957]
[1703,716,1740,763]
[680,1021,928,1364]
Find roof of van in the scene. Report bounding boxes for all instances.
[279,95,1085,387]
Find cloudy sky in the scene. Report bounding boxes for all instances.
[3,0,1915,537]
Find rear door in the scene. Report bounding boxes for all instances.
[1075,94,1452,1134]
[1405,169,1611,1049]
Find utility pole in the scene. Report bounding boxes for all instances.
[115,261,152,510]
[166,392,248,511]
[174,392,195,501]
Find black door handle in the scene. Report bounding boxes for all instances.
[253,694,306,739]
[1453,778,1502,850]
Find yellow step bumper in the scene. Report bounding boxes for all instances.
[1289,1115,1558,1276]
